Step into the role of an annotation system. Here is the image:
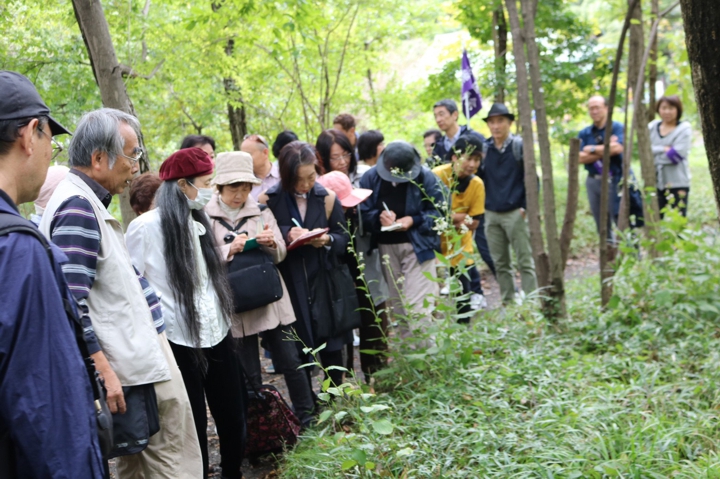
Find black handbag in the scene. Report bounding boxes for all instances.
[327,256,362,336]
[0,213,114,459]
[108,384,160,458]
[218,208,284,313]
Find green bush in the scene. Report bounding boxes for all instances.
[280,216,720,478]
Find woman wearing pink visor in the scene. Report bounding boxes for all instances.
[316,171,389,381]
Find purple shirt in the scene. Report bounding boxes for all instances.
[251,161,280,200]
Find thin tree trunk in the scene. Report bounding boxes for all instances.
[648,0,659,123]
[561,138,580,270]
[598,0,640,307]
[520,0,564,316]
[224,38,247,150]
[618,72,632,232]
[627,0,661,244]
[492,5,508,103]
[72,0,146,229]
[679,0,720,219]
[504,0,549,290]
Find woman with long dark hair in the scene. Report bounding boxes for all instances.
[258,141,351,387]
[316,129,390,379]
[125,148,247,479]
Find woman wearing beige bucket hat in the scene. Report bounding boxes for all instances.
[205,151,315,427]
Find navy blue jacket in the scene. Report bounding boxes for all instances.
[432,125,485,163]
[0,190,104,478]
[265,182,351,352]
[577,121,625,177]
[482,135,527,213]
[359,166,445,263]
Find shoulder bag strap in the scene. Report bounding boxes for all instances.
[0,213,101,401]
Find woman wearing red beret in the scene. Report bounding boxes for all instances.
[126,147,247,479]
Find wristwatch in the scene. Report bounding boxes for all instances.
[590,145,596,154]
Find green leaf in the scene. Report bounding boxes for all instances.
[341,459,357,470]
[396,447,414,457]
[317,410,332,424]
[365,461,376,470]
[351,449,367,464]
[629,18,641,24]
[664,84,679,96]
[607,295,621,310]
[360,404,390,414]
[334,411,348,421]
[372,419,394,435]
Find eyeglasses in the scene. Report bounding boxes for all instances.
[118,149,143,166]
[243,134,269,149]
[329,152,351,163]
[37,126,64,161]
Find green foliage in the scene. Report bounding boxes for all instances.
[280,217,720,477]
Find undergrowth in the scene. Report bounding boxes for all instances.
[280,213,720,478]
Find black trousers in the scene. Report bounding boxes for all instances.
[236,325,315,426]
[658,187,689,218]
[451,267,473,324]
[170,333,247,479]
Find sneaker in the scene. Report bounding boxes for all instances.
[353,330,360,347]
[470,293,487,310]
[440,284,450,295]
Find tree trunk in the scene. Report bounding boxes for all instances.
[520,0,565,316]
[504,0,550,290]
[492,5,508,103]
[561,138,580,270]
[627,0,661,241]
[679,0,720,219]
[72,0,145,229]
[648,0,659,122]
[224,38,247,150]
[598,0,639,307]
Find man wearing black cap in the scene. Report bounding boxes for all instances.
[0,71,105,477]
[481,103,537,304]
[359,141,445,337]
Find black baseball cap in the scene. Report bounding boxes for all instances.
[0,70,71,136]
[376,141,423,183]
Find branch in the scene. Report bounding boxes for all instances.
[169,86,203,134]
[117,59,165,80]
[329,4,360,106]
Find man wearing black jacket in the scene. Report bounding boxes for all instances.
[431,99,485,163]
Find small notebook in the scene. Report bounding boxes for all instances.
[381,222,403,232]
[287,228,330,251]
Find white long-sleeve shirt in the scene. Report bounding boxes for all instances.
[125,209,228,348]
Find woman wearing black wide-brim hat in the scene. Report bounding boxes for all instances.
[358,141,446,339]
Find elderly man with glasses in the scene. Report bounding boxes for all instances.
[241,133,280,200]
[39,108,202,478]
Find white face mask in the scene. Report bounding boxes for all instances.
[186,181,213,210]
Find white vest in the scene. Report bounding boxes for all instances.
[39,173,170,386]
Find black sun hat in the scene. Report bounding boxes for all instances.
[0,70,71,136]
[482,103,515,122]
[375,141,423,183]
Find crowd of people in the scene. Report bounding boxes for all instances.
[0,70,692,478]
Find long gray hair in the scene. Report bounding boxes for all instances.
[155,178,234,348]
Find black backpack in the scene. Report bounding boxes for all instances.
[0,212,113,462]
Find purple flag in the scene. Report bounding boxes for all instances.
[461,49,482,119]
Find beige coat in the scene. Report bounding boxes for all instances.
[205,193,296,337]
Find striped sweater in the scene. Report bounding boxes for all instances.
[49,192,165,355]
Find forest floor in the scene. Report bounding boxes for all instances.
[109,252,600,479]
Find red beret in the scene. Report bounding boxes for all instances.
[159,147,214,181]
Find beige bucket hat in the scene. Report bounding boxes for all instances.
[212,151,262,186]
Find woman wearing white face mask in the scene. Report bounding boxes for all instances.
[125,148,247,479]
